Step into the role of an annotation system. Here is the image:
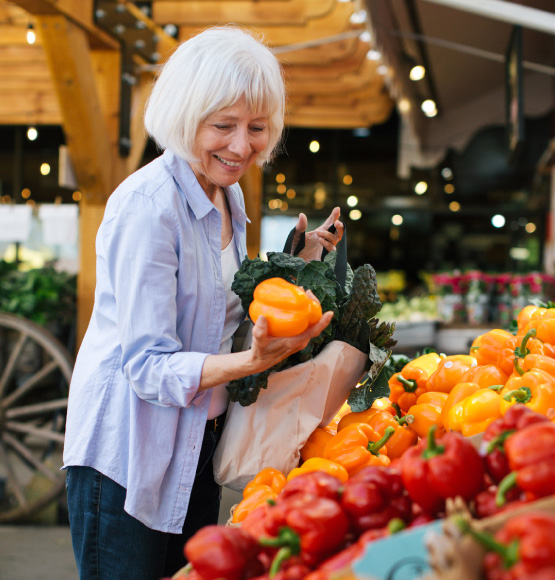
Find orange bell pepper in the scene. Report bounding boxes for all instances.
[426,355,477,394]
[519,303,555,339]
[499,368,555,417]
[533,318,555,347]
[515,353,555,377]
[441,382,480,430]
[517,304,546,333]
[371,397,399,416]
[300,428,334,462]
[248,277,322,337]
[367,411,418,459]
[460,363,509,389]
[287,457,348,483]
[323,422,393,477]
[232,485,277,523]
[323,402,352,434]
[242,467,287,499]
[337,408,381,432]
[416,391,448,408]
[471,329,514,366]
[388,353,443,413]
[497,329,555,376]
[446,388,502,436]
[406,402,445,439]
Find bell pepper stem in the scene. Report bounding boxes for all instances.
[260,527,301,577]
[396,414,414,427]
[514,357,526,376]
[486,429,514,454]
[367,427,395,455]
[496,471,518,507]
[515,328,536,358]
[502,387,532,404]
[455,517,519,569]
[488,385,504,392]
[397,375,418,393]
[388,518,406,534]
[269,547,294,578]
[391,402,402,416]
[422,425,445,460]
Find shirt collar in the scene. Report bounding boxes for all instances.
[163,149,250,226]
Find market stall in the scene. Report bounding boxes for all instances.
[159,256,555,580]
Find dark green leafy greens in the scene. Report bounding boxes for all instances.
[227,251,397,407]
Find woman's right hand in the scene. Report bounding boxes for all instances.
[248,307,334,374]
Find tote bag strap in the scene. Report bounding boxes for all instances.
[283,222,348,289]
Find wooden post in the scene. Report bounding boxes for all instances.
[239,164,263,259]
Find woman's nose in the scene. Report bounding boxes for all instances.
[228,128,251,157]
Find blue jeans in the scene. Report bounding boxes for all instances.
[66,425,221,580]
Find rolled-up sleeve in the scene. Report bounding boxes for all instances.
[102,189,207,407]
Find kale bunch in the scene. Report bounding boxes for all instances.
[227,252,396,407]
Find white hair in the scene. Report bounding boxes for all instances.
[144,26,285,165]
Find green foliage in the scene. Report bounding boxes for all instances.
[0,261,77,327]
[227,252,396,407]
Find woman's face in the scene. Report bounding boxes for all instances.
[192,96,270,194]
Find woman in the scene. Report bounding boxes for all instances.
[63,26,343,580]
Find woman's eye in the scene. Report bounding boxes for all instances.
[250,126,266,133]
[214,125,231,130]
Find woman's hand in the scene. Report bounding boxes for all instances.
[200,293,333,390]
[291,207,344,262]
[248,292,334,373]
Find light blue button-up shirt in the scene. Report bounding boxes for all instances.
[63,149,249,533]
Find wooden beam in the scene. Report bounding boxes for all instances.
[154,0,336,26]
[286,60,382,94]
[0,90,60,124]
[276,37,360,66]
[179,4,359,46]
[126,73,154,174]
[282,40,369,79]
[10,0,119,49]
[37,14,113,202]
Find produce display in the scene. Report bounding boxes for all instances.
[166,299,555,580]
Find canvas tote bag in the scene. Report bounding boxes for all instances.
[213,226,368,491]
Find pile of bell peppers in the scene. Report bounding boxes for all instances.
[174,303,555,580]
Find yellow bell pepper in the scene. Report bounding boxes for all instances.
[441,382,480,430]
[287,457,349,483]
[446,388,502,436]
[499,368,555,417]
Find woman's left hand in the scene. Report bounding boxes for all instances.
[291,207,344,262]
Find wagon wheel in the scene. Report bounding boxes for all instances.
[0,312,73,523]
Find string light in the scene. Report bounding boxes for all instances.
[26,23,36,45]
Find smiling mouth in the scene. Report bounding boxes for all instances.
[214,155,243,168]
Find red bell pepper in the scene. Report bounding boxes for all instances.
[184,525,262,580]
[277,471,343,503]
[400,425,485,515]
[481,404,549,484]
[473,486,527,519]
[259,494,350,573]
[457,513,555,580]
[340,465,412,534]
[497,421,555,506]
